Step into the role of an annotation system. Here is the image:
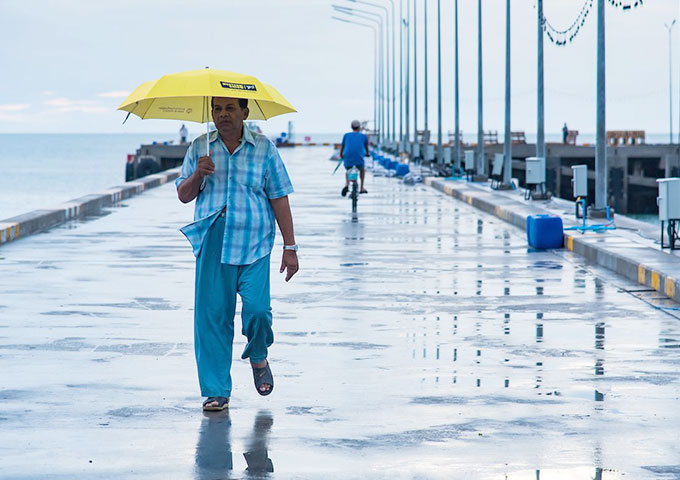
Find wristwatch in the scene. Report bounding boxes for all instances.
[283,244,298,252]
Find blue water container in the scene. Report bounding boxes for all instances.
[388,160,399,170]
[526,215,564,249]
[395,164,410,176]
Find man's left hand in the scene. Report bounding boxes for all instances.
[280,251,299,282]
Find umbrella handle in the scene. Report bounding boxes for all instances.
[200,96,210,191]
[206,95,210,157]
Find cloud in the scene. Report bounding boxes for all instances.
[44,97,108,113]
[0,104,30,112]
[41,91,55,96]
[97,91,131,99]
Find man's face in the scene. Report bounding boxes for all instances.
[212,97,249,134]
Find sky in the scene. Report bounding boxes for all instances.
[1,0,679,138]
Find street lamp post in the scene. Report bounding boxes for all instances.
[390,0,396,144]
[414,0,418,151]
[503,0,511,185]
[332,16,380,140]
[595,0,607,212]
[437,0,442,164]
[665,20,677,144]
[347,0,393,146]
[537,0,545,161]
[400,0,404,151]
[477,0,484,176]
[424,0,429,136]
[454,0,461,173]
[334,5,386,143]
[405,0,411,154]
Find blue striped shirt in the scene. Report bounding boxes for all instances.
[175,127,294,265]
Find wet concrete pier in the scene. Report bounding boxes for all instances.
[1,147,679,479]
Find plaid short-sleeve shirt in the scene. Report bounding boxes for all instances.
[175,127,294,265]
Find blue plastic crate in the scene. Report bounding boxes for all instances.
[526,215,564,249]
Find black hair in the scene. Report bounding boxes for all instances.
[211,97,248,109]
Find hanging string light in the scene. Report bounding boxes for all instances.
[607,0,643,10]
[540,0,643,47]
[542,0,593,46]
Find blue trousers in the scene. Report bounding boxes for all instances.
[194,214,273,398]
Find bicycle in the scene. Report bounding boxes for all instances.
[347,166,360,214]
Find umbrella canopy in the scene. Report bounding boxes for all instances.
[117,68,296,122]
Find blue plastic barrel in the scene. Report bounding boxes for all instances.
[395,164,410,177]
[526,215,564,249]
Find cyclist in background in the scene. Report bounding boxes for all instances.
[340,120,369,196]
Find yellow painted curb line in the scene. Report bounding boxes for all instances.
[0,223,20,243]
[638,265,646,285]
[665,277,676,299]
[651,270,661,291]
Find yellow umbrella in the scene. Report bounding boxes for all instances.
[122,79,157,106]
[260,83,296,114]
[118,67,296,155]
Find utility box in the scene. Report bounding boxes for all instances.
[657,178,680,221]
[424,145,434,162]
[412,142,420,159]
[443,147,452,165]
[525,157,545,184]
[492,153,504,178]
[464,150,475,171]
[571,165,588,197]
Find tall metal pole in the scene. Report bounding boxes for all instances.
[405,0,411,153]
[391,0,396,144]
[384,7,390,146]
[379,19,384,144]
[537,0,545,160]
[437,0,442,163]
[424,0,429,134]
[414,0,418,148]
[454,0,461,172]
[666,21,676,144]
[477,0,484,176]
[399,0,404,151]
[595,0,606,210]
[503,0,512,184]
[374,28,378,140]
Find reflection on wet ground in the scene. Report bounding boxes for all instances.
[195,410,274,479]
[0,147,679,478]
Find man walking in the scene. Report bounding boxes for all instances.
[340,120,369,196]
[176,96,299,411]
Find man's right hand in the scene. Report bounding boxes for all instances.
[196,155,215,178]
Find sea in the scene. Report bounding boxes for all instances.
[0,132,667,224]
[0,132,341,220]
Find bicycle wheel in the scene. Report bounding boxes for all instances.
[351,182,358,213]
